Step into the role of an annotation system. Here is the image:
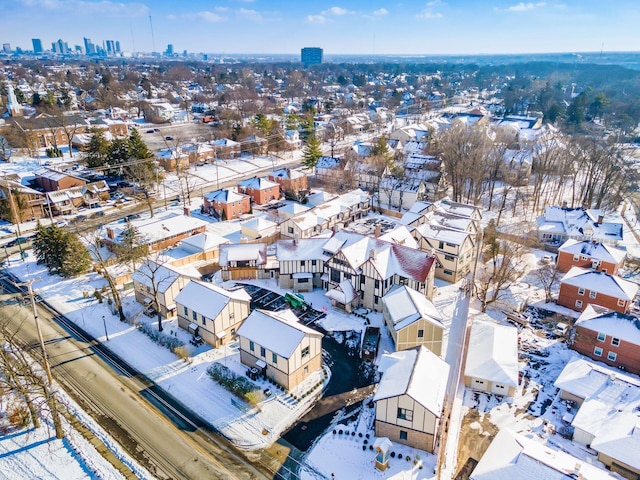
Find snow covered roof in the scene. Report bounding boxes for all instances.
[537,206,623,242]
[108,212,208,246]
[269,168,305,180]
[576,304,640,345]
[560,267,638,301]
[555,356,640,470]
[325,279,357,304]
[415,223,471,246]
[277,203,310,217]
[558,239,626,265]
[236,309,321,358]
[378,226,418,249]
[174,281,250,319]
[131,260,184,294]
[464,321,519,387]
[219,243,267,266]
[276,238,330,262]
[470,429,617,480]
[240,217,277,232]
[179,231,229,253]
[34,167,85,183]
[237,176,279,190]
[204,188,248,204]
[382,285,444,331]
[373,346,449,416]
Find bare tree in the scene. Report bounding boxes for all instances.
[474,221,528,312]
[534,262,559,303]
[133,257,174,333]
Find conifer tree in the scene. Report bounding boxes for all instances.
[302,132,322,170]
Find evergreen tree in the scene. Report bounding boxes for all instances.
[85,129,110,168]
[128,128,152,160]
[107,138,130,166]
[60,234,91,277]
[302,132,322,170]
[113,224,148,272]
[33,225,90,277]
[253,113,273,136]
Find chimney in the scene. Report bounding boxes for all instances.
[369,248,376,260]
[597,215,603,225]
[184,207,191,217]
[107,227,115,239]
[294,233,299,245]
[562,200,568,209]
[374,223,382,238]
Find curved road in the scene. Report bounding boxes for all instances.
[0,275,281,480]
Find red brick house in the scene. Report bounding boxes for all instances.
[558,267,638,313]
[267,168,308,196]
[557,239,626,274]
[572,304,640,375]
[34,167,86,191]
[203,188,251,220]
[236,177,280,205]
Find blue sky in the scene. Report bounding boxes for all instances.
[2,0,639,55]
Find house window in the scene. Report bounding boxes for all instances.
[298,277,309,283]
[231,328,236,338]
[444,255,454,262]
[581,255,589,261]
[374,296,379,305]
[438,241,444,249]
[183,306,188,316]
[249,341,254,352]
[272,353,277,364]
[192,311,198,321]
[611,337,620,347]
[617,299,625,307]
[443,269,453,276]
[573,254,579,261]
[312,260,317,266]
[594,346,603,357]
[201,317,206,326]
[397,408,413,421]
[577,288,585,296]
[288,227,294,234]
[607,351,617,361]
[229,312,235,319]
[399,431,408,441]
[301,346,310,358]
[575,300,583,308]
[417,329,424,338]
[597,332,606,342]
[300,260,305,267]
[330,269,341,283]
[374,279,380,289]
[589,291,597,299]
[260,347,266,357]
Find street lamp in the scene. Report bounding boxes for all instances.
[102,315,109,341]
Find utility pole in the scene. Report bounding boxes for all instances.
[22,279,64,439]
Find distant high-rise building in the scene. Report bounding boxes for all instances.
[115,40,121,53]
[84,37,96,55]
[32,38,43,54]
[301,47,323,66]
[2,43,11,53]
[166,44,174,56]
[106,40,115,55]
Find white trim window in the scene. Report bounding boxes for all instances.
[594,346,603,357]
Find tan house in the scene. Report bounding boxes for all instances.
[174,281,251,347]
[413,223,476,283]
[373,346,449,453]
[554,356,640,480]
[131,260,194,319]
[218,243,269,281]
[236,309,323,390]
[464,321,519,397]
[381,285,445,356]
[277,238,329,292]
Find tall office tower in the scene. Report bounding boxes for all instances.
[106,40,115,55]
[2,44,11,53]
[115,40,121,53]
[84,37,96,55]
[301,47,323,66]
[166,44,174,55]
[32,38,43,54]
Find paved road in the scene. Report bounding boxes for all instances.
[0,276,279,480]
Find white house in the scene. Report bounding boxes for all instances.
[464,320,519,397]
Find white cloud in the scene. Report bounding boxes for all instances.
[373,8,389,16]
[417,1,444,19]
[497,2,547,12]
[237,7,262,21]
[305,14,327,24]
[321,6,354,16]
[196,11,226,22]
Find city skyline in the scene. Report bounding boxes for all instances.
[2,0,640,55]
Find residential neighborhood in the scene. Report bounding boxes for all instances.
[1,36,640,480]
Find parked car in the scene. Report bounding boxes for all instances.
[6,237,31,248]
[125,214,141,222]
[165,135,174,141]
